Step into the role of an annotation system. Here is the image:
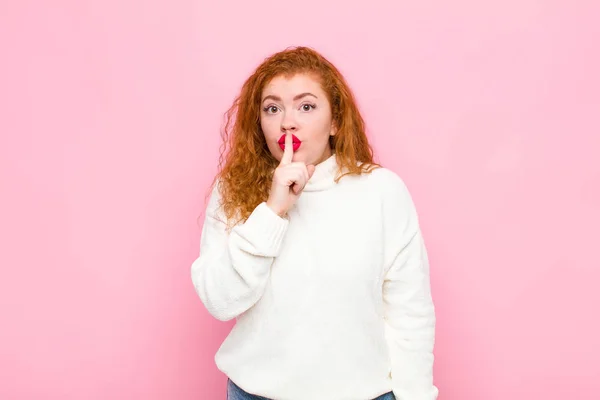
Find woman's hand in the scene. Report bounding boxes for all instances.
[266,132,315,217]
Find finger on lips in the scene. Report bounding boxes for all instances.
[281,132,293,165]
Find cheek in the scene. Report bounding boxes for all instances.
[260,117,279,139]
[310,114,333,135]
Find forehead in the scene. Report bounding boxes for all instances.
[262,73,325,97]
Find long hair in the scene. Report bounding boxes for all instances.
[207,46,380,228]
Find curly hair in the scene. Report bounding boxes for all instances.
[206,46,380,229]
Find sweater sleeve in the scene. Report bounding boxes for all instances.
[191,183,289,321]
[380,172,439,400]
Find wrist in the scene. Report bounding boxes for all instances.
[266,202,287,218]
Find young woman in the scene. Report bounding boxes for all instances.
[191,46,439,400]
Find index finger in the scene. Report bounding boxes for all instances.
[280,131,293,165]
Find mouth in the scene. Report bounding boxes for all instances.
[278,134,302,151]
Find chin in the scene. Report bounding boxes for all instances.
[291,150,311,163]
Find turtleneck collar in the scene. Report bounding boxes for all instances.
[303,153,339,192]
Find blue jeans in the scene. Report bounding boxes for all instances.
[227,379,396,400]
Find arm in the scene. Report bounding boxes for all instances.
[381,173,439,400]
[191,182,289,321]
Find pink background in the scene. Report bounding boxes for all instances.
[1,1,599,399]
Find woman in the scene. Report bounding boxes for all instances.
[191,46,439,400]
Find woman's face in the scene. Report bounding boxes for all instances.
[260,73,336,166]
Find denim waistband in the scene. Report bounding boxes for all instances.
[226,379,395,400]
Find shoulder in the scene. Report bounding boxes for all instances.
[358,166,420,219]
[338,161,412,199]
[204,179,229,224]
[364,166,411,196]
[341,160,406,187]
[367,165,404,184]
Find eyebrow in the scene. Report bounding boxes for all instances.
[261,92,318,103]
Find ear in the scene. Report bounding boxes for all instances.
[330,122,338,136]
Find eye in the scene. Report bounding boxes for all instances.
[263,105,279,114]
[301,103,316,112]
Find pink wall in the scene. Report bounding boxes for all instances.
[1,1,599,399]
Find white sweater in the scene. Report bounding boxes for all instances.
[191,154,438,400]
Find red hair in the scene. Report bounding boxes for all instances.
[207,46,380,228]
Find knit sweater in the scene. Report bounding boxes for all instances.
[191,154,438,400]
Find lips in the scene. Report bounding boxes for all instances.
[278,134,302,152]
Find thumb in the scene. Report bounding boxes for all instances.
[307,164,316,179]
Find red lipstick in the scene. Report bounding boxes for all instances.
[278,134,301,151]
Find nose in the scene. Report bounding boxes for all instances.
[281,112,297,132]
